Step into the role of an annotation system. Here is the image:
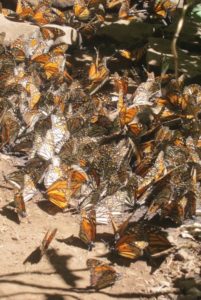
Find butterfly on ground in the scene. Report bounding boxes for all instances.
[40,228,57,256]
[47,178,72,209]
[73,0,90,21]
[110,214,148,259]
[40,26,66,41]
[14,191,27,219]
[23,228,57,264]
[87,258,119,289]
[88,49,109,95]
[145,226,173,255]
[113,234,148,259]
[154,0,177,19]
[127,223,173,256]
[79,209,96,250]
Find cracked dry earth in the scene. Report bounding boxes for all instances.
[0,154,200,300]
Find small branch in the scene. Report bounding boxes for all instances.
[171,2,191,85]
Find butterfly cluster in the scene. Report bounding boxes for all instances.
[0,0,200,291]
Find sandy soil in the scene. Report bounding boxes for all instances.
[0,154,200,300]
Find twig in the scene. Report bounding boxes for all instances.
[171,1,191,86]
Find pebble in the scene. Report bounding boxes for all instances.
[187,287,201,296]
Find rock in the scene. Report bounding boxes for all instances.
[0,14,40,46]
[174,249,191,261]
[97,20,153,47]
[0,0,74,10]
[0,15,79,46]
[52,0,75,8]
[187,287,201,296]
[42,24,79,45]
[176,279,195,291]
[147,37,201,79]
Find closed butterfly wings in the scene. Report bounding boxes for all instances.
[79,209,96,250]
[14,191,27,219]
[87,259,119,289]
[23,228,57,264]
[47,179,72,209]
[40,228,57,256]
[74,0,90,21]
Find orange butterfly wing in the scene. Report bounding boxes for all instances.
[79,209,96,250]
[47,180,71,209]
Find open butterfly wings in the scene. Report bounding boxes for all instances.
[114,234,148,259]
[79,209,96,250]
[149,233,172,255]
[87,259,119,289]
[110,215,172,258]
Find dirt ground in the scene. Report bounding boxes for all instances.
[0,154,200,300]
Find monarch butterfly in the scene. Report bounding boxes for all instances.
[183,84,201,105]
[128,122,142,136]
[40,26,65,41]
[40,228,57,256]
[113,234,148,259]
[16,0,34,18]
[126,222,173,256]
[23,174,38,202]
[26,82,41,109]
[74,0,90,21]
[146,226,172,255]
[32,53,50,64]
[79,209,96,250]
[186,136,200,164]
[118,0,130,19]
[51,113,70,154]
[136,151,165,198]
[87,258,119,289]
[51,43,68,56]
[119,45,147,62]
[43,157,63,189]
[110,213,133,239]
[37,129,55,161]
[70,166,88,194]
[47,179,72,209]
[166,92,188,110]
[88,61,109,83]
[154,0,176,18]
[14,191,27,218]
[10,37,26,62]
[107,0,121,9]
[119,105,138,126]
[114,74,128,96]
[44,62,60,79]
[0,111,20,149]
